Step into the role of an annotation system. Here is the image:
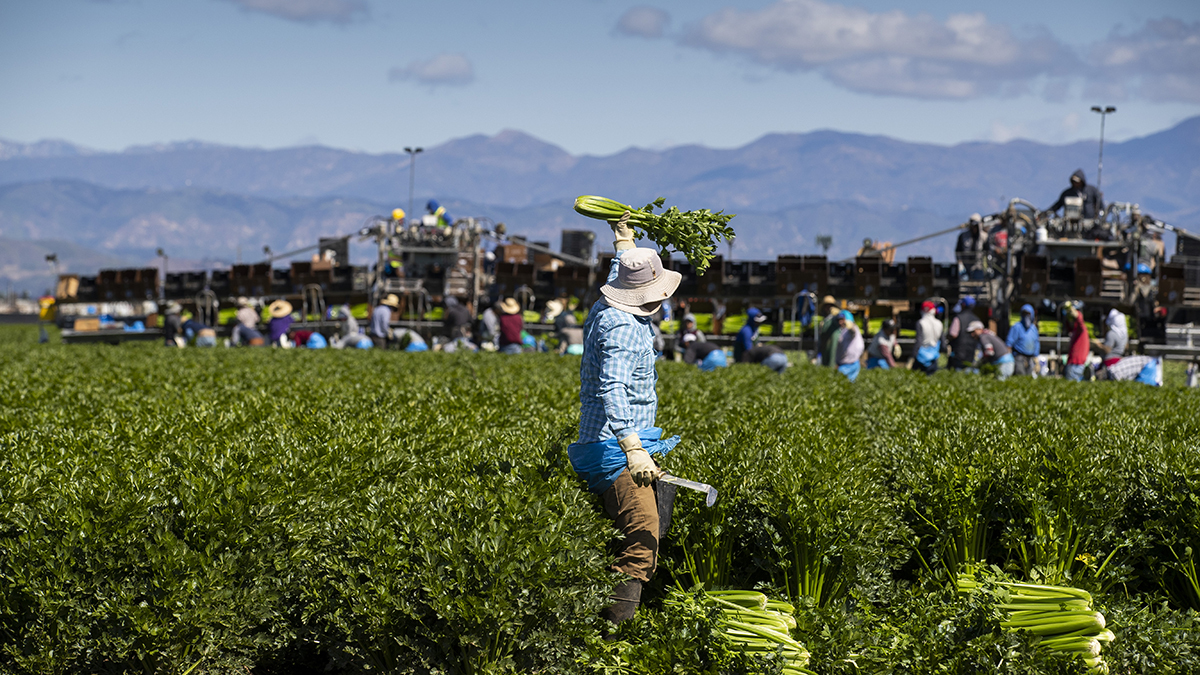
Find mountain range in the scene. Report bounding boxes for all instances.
[2,117,1198,294]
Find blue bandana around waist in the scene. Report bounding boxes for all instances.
[567,427,680,494]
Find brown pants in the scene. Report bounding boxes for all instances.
[602,469,659,583]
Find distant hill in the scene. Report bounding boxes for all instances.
[3,118,1198,220]
[1,118,1196,294]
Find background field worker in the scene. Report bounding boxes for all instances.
[946,297,981,371]
[674,313,704,360]
[231,296,260,346]
[684,339,727,371]
[1097,354,1162,385]
[914,300,942,374]
[566,212,683,631]
[818,295,841,367]
[1092,307,1128,369]
[370,294,399,349]
[267,299,294,346]
[1006,304,1041,376]
[557,312,584,355]
[162,302,184,347]
[835,310,864,382]
[497,297,525,354]
[1063,301,1091,381]
[866,319,898,370]
[968,320,1015,380]
[741,343,790,374]
[734,307,766,362]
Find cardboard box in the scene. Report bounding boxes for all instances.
[73,317,100,332]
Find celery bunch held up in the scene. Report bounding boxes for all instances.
[574,195,735,273]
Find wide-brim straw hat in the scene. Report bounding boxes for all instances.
[820,295,837,307]
[499,298,521,315]
[269,299,293,319]
[381,294,401,309]
[601,248,681,317]
[544,299,564,319]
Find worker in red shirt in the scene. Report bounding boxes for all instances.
[1063,301,1090,381]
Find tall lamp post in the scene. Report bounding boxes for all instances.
[1090,106,1116,192]
[404,146,423,221]
[156,248,168,302]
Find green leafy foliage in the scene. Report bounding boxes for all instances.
[573,195,736,272]
[0,324,1198,673]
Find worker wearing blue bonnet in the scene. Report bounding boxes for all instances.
[568,211,683,630]
[734,307,766,362]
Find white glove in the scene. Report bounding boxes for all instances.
[618,434,660,487]
[611,211,635,252]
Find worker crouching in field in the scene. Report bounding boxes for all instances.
[741,343,790,373]
[497,298,524,354]
[866,319,898,370]
[968,321,1015,380]
[684,338,727,371]
[567,212,682,631]
[835,311,864,381]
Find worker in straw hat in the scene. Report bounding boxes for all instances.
[266,299,294,347]
[371,294,400,349]
[817,294,841,367]
[497,297,524,354]
[567,211,683,630]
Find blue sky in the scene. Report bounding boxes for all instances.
[2,0,1198,155]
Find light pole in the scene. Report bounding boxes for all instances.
[156,248,168,301]
[404,146,423,221]
[1090,106,1116,192]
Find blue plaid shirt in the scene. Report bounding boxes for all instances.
[577,251,658,443]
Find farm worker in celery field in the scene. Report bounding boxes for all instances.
[866,319,898,370]
[568,211,683,630]
[835,310,864,381]
[684,338,727,371]
[968,320,1015,381]
[914,300,943,374]
[1006,304,1040,377]
[734,306,766,362]
[1063,301,1091,381]
[818,295,842,367]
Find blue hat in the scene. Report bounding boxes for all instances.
[747,307,766,323]
[961,296,976,308]
[1136,263,1152,274]
[1020,304,1035,315]
[840,310,855,323]
[306,333,328,349]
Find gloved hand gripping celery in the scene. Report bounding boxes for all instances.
[574,195,735,273]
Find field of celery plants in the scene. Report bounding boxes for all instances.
[1,323,1199,674]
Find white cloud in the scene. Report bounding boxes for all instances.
[388,53,475,87]
[680,0,1075,99]
[1086,18,1200,103]
[215,0,368,24]
[615,6,671,39]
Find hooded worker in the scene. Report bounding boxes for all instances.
[1006,304,1041,376]
[567,212,683,630]
[734,307,766,362]
[1047,169,1103,219]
